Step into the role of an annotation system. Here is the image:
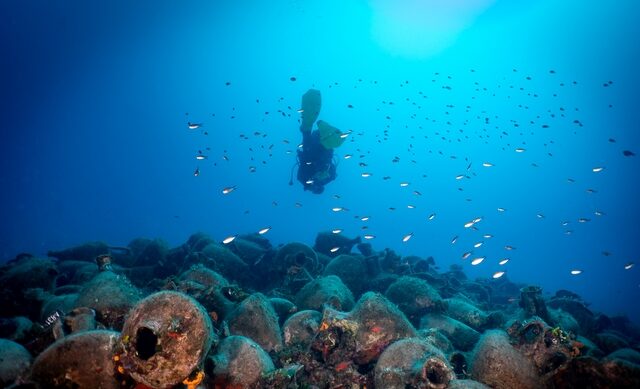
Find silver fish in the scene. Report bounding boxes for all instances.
[222,186,237,195]
[258,227,271,235]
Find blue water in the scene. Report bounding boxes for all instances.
[2,0,639,322]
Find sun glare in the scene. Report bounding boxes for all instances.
[369,0,495,58]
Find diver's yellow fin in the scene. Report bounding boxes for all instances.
[300,89,321,132]
[317,120,346,149]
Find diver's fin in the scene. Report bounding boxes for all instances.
[300,89,321,132]
[317,120,346,149]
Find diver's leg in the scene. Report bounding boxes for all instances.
[299,89,321,132]
[301,130,311,146]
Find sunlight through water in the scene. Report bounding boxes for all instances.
[369,0,496,58]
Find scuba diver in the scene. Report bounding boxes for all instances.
[290,89,347,194]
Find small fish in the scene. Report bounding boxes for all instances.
[193,167,200,177]
[364,234,376,240]
[166,331,184,339]
[188,122,202,130]
[258,227,271,235]
[624,262,634,270]
[335,361,351,372]
[471,257,485,265]
[330,246,340,253]
[492,271,505,279]
[222,235,236,244]
[451,236,459,244]
[222,186,237,195]
[370,325,383,333]
[462,251,472,260]
[570,269,582,275]
[332,229,343,234]
[482,162,494,167]
[592,167,605,173]
[402,233,413,242]
[499,258,510,265]
[361,172,372,178]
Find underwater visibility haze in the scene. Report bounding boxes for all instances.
[1,0,640,387]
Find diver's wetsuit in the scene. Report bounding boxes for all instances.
[297,130,336,194]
